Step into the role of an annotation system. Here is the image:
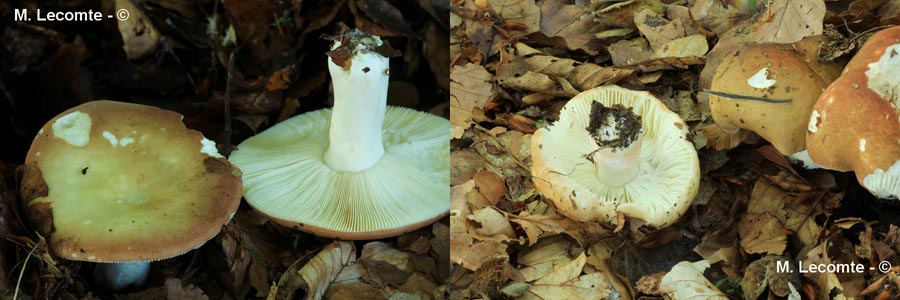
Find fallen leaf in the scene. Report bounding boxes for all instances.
[608,38,654,66]
[116,0,160,60]
[529,1,603,55]
[268,241,356,300]
[468,170,507,208]
[738,212,790,255]
[658,260,729,300]
[497,43,634,97]
[450,64,495,139]
[519,253,612,300]
[468,207,516,241]
[741,256,801,300]
[450,181,508,270]
[689,0,751,36]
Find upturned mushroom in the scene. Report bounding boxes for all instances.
[19,101,242,290]
[229,28,449,239]
[806,26,900,198]
[530,85,699,228]
[707,36,843,156]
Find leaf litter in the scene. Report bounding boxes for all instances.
[451,0,900,299]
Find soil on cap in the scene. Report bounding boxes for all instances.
[587,102,642,149]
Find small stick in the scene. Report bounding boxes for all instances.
[223,53,235,157]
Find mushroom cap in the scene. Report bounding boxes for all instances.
[807,26,900,198]
[530,85,700,228]
[709,42,842,155]
[229,107,450,240]
[20,101,242,262]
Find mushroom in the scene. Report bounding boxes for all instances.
[708,36,843,156]
[806,26,900,198]
[228,28,449,240]
[19,101,242,290]
[530,85,699,228]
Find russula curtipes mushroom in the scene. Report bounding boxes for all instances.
[806,26,900,199]
[707,36,843,156]
[19,101,242,290]
[229,28,450,240]
[530,85,699,228]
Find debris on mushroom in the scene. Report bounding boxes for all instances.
[806,26,900,199]
[19,101,243,290]
[229,28,449,240]
[530,85,700,228]
[707,36,844,156]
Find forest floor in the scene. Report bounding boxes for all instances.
[449,0,900,299]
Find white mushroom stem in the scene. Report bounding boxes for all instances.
[96,261,150,290]
[590,135,642,187]
[323,36,390,172]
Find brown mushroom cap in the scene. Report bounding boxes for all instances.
[709,39,842,155]
[20,101,242,262]
[807,26,900,198]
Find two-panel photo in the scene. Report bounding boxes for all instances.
[0,0,898,299]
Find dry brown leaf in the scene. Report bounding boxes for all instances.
[497,43,634,97]
[115,0,160,60]
[488,0,541,34]
[653,34,708,60]
[738,212,790,255]
[359,242,417,286]
[518,253,612,300]
[659,261,729,300]
[468,207,516,241]
[634,9,693,52]
[741,256,801,300]
[268,241,356,300]
[701,123,746,151]
[529,1,603,55]
[690,0,751,36]
[511,201,606,246]
[451,149,487,186]
[468,170,507,209]
[450,181,508,271]
[608,38,654,66]
[450,64,495,139]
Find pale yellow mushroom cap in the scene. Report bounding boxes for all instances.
[20,101,242,262]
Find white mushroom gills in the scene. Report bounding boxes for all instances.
[323,32,390,172]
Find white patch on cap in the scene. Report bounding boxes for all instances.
[71,253,78,259]
[808,110,820,133]
[83,220,92,225]
[863,160,900,199]
[34,128,44,140]
[747,68,776,89]
[120,137,135,147]
[860,138,867,152]
[52,111,92,147]
[102,131,118,147]
[866,44,900,110]
[35,151,41,157]
[201,137,224,158]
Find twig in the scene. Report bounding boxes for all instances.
[703,89,791,104]
[223,52,235,157]
[13,240,40,300]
